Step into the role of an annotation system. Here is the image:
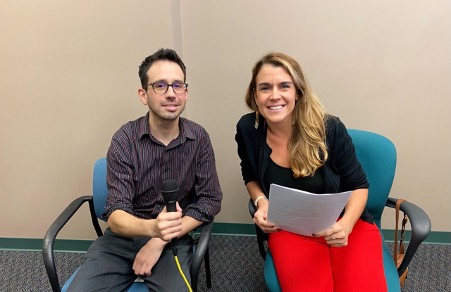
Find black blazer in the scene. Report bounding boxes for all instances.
[235,112,372,223]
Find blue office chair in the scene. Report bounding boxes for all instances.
[248,129,431,292]
[43,158,212,292]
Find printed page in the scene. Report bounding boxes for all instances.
[267,184,351,236]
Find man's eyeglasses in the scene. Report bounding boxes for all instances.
[145,82,188,94]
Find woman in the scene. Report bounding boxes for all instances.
[235,52,387,291]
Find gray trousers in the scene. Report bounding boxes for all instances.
[68,228,193,292]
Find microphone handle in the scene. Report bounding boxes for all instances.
[167,201,177,212]
[166,200,178,254]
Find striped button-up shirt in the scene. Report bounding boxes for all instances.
[104,113,222,222]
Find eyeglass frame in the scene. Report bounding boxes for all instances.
[144,81,189,94]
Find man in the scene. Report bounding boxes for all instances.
[69,48,223,291]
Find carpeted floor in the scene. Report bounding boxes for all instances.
[1,235,450,291]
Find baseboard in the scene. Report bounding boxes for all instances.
[212,223,451,244]
[0,238,93,252]
[1,223,449,252]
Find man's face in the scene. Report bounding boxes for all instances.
[139,60,188,122]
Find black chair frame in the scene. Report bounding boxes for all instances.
[43,195,212,292]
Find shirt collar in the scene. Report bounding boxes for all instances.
[138,112,196,142]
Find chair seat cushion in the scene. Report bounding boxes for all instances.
[381,238,401,292]
[61,267,148,292]
[264,251,281,292]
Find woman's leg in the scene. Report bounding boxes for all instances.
[330,219,387,292]
[268,231,333,291]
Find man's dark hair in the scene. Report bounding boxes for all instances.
[138,48,187,88]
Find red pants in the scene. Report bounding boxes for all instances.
[268,219,387,292]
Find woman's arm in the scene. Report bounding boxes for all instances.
[340,188,368,234]
[246,181,279,233]
[246,180,267,204]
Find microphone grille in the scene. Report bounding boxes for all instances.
[162,179,179,193]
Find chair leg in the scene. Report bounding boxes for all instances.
[205,247,212,288]
[191,277,197,292]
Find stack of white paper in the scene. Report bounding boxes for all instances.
[267,184,351,236]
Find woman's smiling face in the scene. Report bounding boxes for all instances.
[254,64,298,126]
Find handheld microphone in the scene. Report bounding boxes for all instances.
[161,179,179,255]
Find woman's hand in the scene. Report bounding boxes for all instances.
[314,189,367,247]
[253,199,279,233]
[314,220,351,247]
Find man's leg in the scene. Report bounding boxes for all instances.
[68,228,137,292]
[144,235,194,292]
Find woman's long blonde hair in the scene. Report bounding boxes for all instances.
[245,52,328,177]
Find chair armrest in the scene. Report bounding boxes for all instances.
[190,219,213,286]
[248,198,257,217]
[248,198,268,260]
[386,197,432,276]
[42,195,102,292]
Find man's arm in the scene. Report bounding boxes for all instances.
[108,203,202,240]
[131,214,202,277]
[180,215,203,236]
[108,207,183,241]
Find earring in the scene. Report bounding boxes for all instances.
[254,111,259,129]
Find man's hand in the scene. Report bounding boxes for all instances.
[151,202,183,241]
[132,238,166,276]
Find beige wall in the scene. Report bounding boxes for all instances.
[1,0,449,240]
[182,0,451,233]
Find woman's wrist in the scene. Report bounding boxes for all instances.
[254,195,268,207]
[338,216,356,235]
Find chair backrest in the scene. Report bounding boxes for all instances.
[93,157,108,221]
[347,129,397,228]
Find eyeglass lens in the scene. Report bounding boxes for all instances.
[151,82,187,94]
